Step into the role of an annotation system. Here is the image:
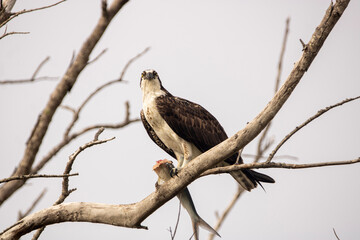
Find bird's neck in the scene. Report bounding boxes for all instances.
[141,80,171,103]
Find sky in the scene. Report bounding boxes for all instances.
[0,0,359,239]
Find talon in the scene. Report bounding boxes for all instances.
[170,168,178,177]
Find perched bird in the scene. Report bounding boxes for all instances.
[140,69,274,191]
[153,159,220,240]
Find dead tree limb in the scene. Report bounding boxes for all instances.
[31,128,115,240]
[201,158,360,176]
[266,95,360,163]
[0,0,66,28]
[0,56,58,84]
[0,0,130,206]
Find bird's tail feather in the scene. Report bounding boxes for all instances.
[247,169,275,183]
[219,161,275,191]
[229,170,257,191]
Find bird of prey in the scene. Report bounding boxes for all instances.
[153,159,220,240]
[140,69,274,191]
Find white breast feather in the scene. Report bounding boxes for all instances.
[141,79,201,162]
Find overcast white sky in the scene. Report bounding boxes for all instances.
[1,0,359,239]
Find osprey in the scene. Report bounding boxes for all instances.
[140,69,274,191]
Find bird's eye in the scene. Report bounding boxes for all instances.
[153,71,157,77]
[141,71,146,78]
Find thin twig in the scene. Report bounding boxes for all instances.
[56,128,115,205]
[333,228,341,240]
[169,200,182,240]
[208,186,244,240]
[32,128,115,240]
[0,76,58,84]
[18,189,47,220]
[0,173,78,184]
[31,114,139,174]
[275,17,290,93]
[242,153,298,161]
[119,46,150,80]
[31,56,50,80]
[87,48,108,65]
[267,96,360,163]
[63,47,149,138]
[0,0,67,28]
[202,157,360,177]
[0,31,29,39]
[255,17,290,163]
[0,56,58,84]
[31,47,147,174]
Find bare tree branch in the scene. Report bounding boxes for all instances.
[31,101,139,175]
[208,186,245,240]
[0,30,28,39]
[0,0,66,28]
[201,157,360,177]
[30,47,147,173]
[0,56,58,84]
[0,0,130,206]
[31,127,115,240]
[208,17,290,240]
[255,17,290,162]
[333,228,341,240]
[168,201,182,240]
[87,48,108,65]
[266,95,360,163]
[0,173,78,184]
[242,153,298,161]
[63,47,148,139]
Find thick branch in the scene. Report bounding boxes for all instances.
[0,0,130,206]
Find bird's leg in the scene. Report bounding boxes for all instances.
[170,156,182,177]
[170,143,190,177]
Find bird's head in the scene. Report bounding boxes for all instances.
[140,69,162,90]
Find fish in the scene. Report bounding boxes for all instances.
[153,159,220,240]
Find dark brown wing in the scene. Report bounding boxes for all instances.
[140,110,176,159]
[155,95,275,187]
[156,95,228,153]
